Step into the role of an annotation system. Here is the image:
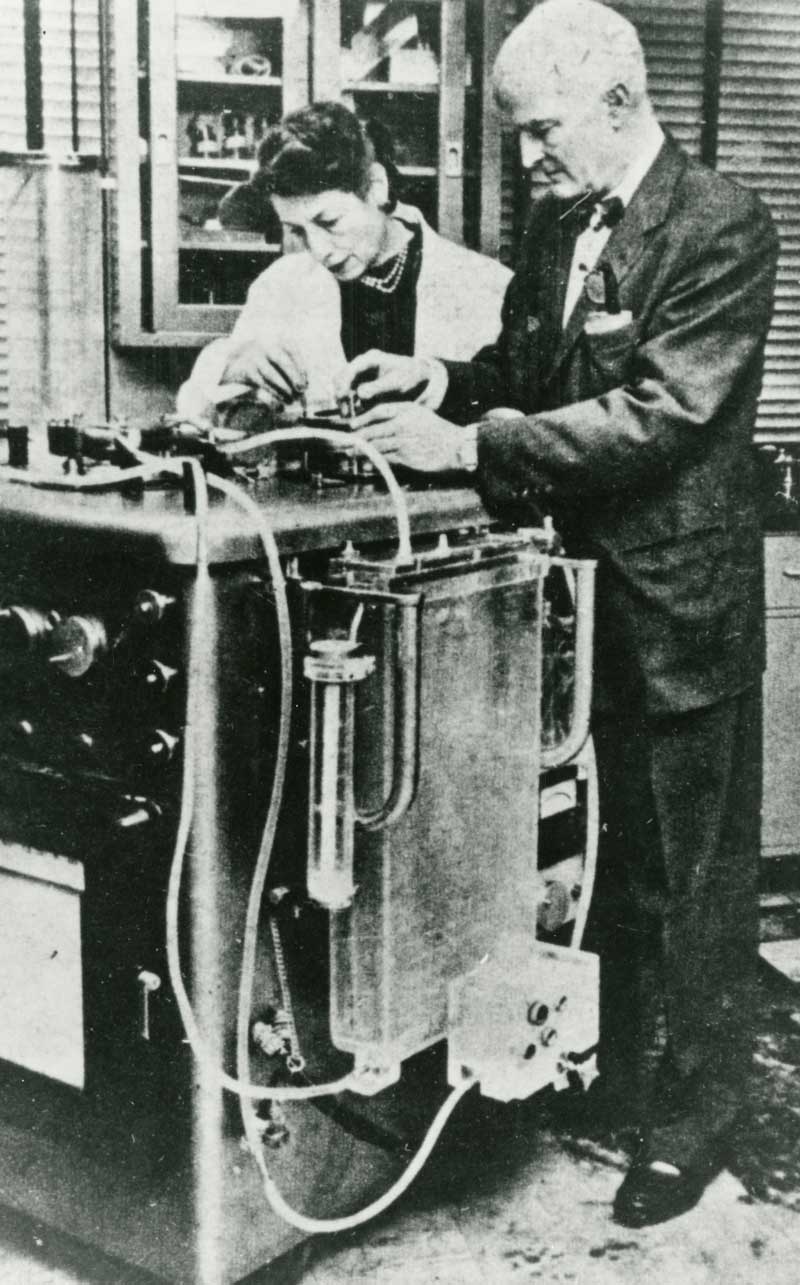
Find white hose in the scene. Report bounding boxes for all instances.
[224,426,413,563]
[244,1074,475,1235]
[569,735,599,950]
[163,465,357,1100]
[160,455,476,1234]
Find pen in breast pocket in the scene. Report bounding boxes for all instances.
[586,262,621,314]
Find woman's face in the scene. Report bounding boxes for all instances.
[271,184,387,281]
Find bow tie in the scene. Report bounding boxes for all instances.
[562,194,625,233]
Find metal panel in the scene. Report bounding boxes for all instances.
[0,849,85,1088]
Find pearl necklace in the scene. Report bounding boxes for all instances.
[359,242,410,294]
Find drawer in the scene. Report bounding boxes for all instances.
[765,535,800,610]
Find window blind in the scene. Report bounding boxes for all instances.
[512,0,706,252]
[0,1,27,153]
[617,0,707,158]
[717,0,800,436]
[41,0,102,155]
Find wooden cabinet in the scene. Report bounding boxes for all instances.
[763,535,800,858]
[112,0,509,347]
[114,0,311,345]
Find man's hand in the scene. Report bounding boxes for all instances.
[352,402,472,474]
[220,338,308,405]
[337,350,442,405]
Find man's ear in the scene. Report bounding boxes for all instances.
[604,82,631,128]
[366,161,390,208]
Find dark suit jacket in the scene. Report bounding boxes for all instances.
[441,136,779,717]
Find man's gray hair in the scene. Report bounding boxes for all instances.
[494,0,647,109]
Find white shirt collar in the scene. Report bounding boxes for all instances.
[605,118,665,210]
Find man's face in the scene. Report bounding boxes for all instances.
[508,83,621,198]
[270,188,385,281]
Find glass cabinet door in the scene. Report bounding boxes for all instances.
[335,0,479,247]
[146,0,310,337]
[112,0,505,346]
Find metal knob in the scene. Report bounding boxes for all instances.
[134,590,175,624]
[48,615,107,678]
[0,605,54,661]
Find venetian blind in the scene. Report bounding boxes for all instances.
[616,0,706,158]
[512,0,706,254]
[0,2,26,418]
[717,0,800,436]
[0,1,27,153]
[41,0,103,155]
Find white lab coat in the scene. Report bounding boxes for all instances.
[176,202,511,419]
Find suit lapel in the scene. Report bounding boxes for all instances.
[547,137,688,377]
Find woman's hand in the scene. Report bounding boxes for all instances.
[352,402,470,473]
[220,339,308,405]
[337,350,443,405]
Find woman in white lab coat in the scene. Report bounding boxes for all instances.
[177,101,510,422]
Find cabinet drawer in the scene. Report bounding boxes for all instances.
[765,535,800,610]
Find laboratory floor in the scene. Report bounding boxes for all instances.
[1,943,799,1285]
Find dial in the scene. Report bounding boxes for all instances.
[48,615,107,678]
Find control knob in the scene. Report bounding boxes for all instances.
[142,659,179,695]
[0,605,55,662]
[48,615,107,678]
[142,729,180,767]
[134,590,175,624]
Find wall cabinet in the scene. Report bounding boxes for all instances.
[112,0,509,347]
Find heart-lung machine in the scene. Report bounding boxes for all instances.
[0,429,597,1284]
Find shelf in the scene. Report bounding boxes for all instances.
[177,73,282,88]
[344,81,439,95]
[176,0,288,17]
[181,231,279,252]
[180,157,256,172]
[344,81,477,95]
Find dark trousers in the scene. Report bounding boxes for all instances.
[586,686,762,1166]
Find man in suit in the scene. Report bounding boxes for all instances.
[342,0,779,1228]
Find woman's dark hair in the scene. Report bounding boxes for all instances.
[252,100,400,210]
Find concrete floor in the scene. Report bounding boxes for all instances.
[1,942,798,1284]
[0,1121,797,1284]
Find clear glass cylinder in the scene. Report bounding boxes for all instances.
[304,640,373,911]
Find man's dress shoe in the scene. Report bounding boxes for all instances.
[612,1158,712,1228]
